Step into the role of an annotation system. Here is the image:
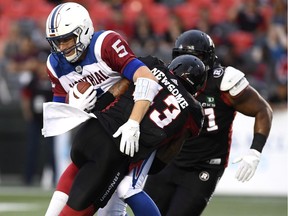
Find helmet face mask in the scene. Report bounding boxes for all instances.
[172,30,215,70]
[169,54,207,95]
[47,27,84,62]
[46,2,94,63]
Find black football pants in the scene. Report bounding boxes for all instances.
[68,118,130,211]
[144,162,225,216]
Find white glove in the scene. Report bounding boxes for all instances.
[113,119,140,157]
[233,149,261,182]
[68,85,97,112]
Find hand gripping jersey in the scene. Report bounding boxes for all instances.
[173,63,249,168]
[95,56,204,163]
[46,30,145,102]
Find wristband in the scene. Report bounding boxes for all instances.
[133,78,161,102]
[250,133,267,153]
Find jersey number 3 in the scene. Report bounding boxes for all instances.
[150,95,181,128]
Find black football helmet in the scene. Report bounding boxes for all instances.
[169,54,207,95]
[172,30,215,70]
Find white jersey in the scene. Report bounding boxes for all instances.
[46,30,144,102]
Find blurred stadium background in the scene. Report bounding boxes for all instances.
[0,0,287,215]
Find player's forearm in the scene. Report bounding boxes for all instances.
[253,105,273,137]
[129,100,151,123]
[130,66,161,123]
[108,78,130,98]
[251,105,273,152]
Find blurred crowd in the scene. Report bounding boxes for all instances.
[0,0,287,107]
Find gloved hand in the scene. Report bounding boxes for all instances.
[233,149,261,182]
[113,119,140,157]
[68,85,97,112]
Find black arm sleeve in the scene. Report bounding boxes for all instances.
[94,92,115,111]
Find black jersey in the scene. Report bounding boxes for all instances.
[95,56,204,162]
[173,63,236,169]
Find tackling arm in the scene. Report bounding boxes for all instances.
[221,66,273,182]
[230,85,273,150]
[229,86,272,182]
[113,65,161,157]
[220,66,273,150]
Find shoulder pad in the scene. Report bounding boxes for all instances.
[220,66,245,91]
[220,66,249,96]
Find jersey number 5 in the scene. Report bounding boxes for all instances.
[112,39,128,58]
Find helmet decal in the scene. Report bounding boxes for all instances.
[47,4,65,35]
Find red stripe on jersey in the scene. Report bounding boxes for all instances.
[46,67,67,97]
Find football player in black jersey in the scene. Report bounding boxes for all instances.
[143,30,273,216]
[97,55,207,216]
[50,54,206,215]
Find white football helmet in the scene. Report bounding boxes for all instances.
[46,2,94,62]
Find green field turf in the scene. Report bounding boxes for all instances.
[0,186,286,216]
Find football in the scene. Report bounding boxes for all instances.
[65,82,92,103]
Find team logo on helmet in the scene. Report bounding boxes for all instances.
[199,171,210,181]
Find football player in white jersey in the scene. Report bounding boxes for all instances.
[44,2,161,216]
